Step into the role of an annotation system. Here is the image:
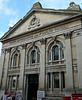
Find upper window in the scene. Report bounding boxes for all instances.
[52,45,59,60]
[13,54,19,66]
[10,50,20,68]
[31,50,36,64]
[48,41,64,62]
[27,46,40,65]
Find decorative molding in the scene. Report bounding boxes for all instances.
[40,38,46,45]
[22,44,27,49]
[2,49,6,54]
[64,31,73,39]
[52,36,57,41]
[28,15,40,29]
[32,41,35,46]
[5,48,11,53]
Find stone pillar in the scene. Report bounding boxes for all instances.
[2,48,10,90]
[59,72,62,91]
[19,44,26,89]
[39,38,46,90]
[75,31,82,88]
[64,32,73,89]
[51,73,53,92]
[0,49,5,88]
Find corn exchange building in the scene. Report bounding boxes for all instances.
[0,2,82,100]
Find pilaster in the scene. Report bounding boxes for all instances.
[0,49,5,88]
[39,38,46,90]
[64,31,73,89]
[19,44,26,90]
[75,30,82,88]
[2,48,10,90]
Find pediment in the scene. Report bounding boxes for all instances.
[1,9,80,40]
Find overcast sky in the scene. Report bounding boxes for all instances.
[0,0,82,55]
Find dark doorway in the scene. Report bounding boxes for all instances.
[28,74,39,100]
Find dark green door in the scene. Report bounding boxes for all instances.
[28,74,38,100]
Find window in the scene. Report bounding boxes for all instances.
[47,72,65,90]
[8,76,19,90]
[27,46,40,65]
[53,72,59,88]
[48,41,64,63]
[48,73,51,88]
[13,54,18,66]
[10,50,20,68]
[52,45,59,60]
[12,76,16,89]
[31,50,36,64]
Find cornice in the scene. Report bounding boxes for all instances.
[0,8,82,41]
[0,13,82,43]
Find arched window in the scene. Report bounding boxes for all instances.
[48,40,64,63]
[10,50,20,68]
[27,46,40,65]
[52,45,59,60]
[31,50,36,64]
[13,54,18,66]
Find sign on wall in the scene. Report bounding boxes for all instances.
[37,91,45,100]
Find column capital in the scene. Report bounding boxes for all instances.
[5,48,11,53]
[2,49,6,54]
[40,38,46,45]
[64,31,73,39]
[21,44,27,49]
[52,36,57,41]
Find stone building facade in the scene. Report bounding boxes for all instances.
[0,2,82,100]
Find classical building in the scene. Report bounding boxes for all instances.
[0,2,82,100]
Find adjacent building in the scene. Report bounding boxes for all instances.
[0,2,82,100]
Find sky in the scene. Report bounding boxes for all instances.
[0,0,82,55]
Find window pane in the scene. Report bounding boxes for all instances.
[53,46,59,60]
[37,52,40,63]
[62,49,64,59]
[14,54,18,66]
[31,50,36,63]
[53,73,59,88]
[48,73,51,88]
[27,54,29,64]
[37,46,40,63]
[57,41,64,60]
[12,76,16,88]
[61,72,65,88]
[49,50,51,61]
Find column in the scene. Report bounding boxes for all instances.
[0,49,5,88]
[39,38,46,90]
[2,48,10,90]
[64,32,73,89]
[51,73,53,92]
[19,44,26,90]
[59,72,62,91]
[75,31,82,88]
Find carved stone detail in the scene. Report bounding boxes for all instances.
[22,44,27,49]
[28,15,40,29]
[64,31,73,39]
[40,38,46,45]
[5,48,11,53]
[2,49,6,54]
[32,41,35,46]
[52,36,57,41]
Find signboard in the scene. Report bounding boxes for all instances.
[37,91,45,100]
[16,90,22,100]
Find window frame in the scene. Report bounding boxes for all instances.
[27,46,40,65]
[48,41,64,63]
